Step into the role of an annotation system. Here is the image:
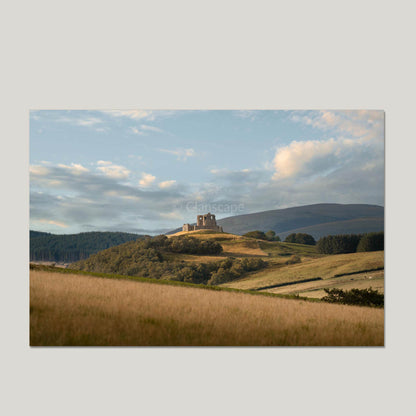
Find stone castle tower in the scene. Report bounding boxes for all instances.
[182,213,223,232]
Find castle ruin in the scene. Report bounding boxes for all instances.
[182,213,223,233]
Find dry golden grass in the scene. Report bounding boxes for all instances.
[30,270,384,346]
[266,270,384,298]
[223,251,384,290]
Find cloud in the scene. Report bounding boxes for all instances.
[140,124,164,133]
[159,148,195,161]
[36,219,68,228]
[233,110,260,121]
[96,161,130,179]
[130,127,145,135]
[272,138,344,180]
[30,163,186,233]
[57,163,89,175]
[130,124,166,136]
[290,110,384,139]
[139,172,156,187]
[30,165,50,176]
[160,212,182,220]
[274,111,384,182]
[58,116,104,127]
[159,180,176,189]
[75,117,103,126]
[102,110,155,121]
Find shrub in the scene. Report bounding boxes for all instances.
[284,233,316,245]
[285,255,301,265]
[321,288,384,307]
[265,230,280,241]
[243,230,267,240]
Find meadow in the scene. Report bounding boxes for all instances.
[30,270,384,346]
[222,251,384,291]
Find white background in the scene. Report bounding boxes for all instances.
[1,1,415,415]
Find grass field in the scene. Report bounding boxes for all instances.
[30,270,384,346]
[266,269,384,298]
[222,251,384,291]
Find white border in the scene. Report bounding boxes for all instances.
[1,1,415,415]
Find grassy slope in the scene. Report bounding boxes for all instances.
[30,270,384,346]
[221,251,384,290]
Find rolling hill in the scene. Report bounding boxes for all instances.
[30,230,146,263]
[213,203,384,238]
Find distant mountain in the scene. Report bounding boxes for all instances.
[215,204,384,238]
[30,231,146,263]
[169,203,383,238]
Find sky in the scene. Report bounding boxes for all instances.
[30,110,385,234]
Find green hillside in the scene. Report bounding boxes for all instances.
[30,230,145,263]
[66,230,384,299]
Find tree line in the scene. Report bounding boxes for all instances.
[242,229,384,254]
[30,231,145,262]
[316,231,384,254]
[243,230,316,245]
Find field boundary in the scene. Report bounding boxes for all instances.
[255,277,323,291]
[333,267,384,278]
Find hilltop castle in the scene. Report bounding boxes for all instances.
[182,213,223,233]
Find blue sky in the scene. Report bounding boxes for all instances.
[30,110,384,234]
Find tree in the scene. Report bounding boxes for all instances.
[243,230,267,240]
[356,232,384,252]
[284,233,316,245]
[317,234,362,254]
[265,230,275,240]
[264,230,280,241]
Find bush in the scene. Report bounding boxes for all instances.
[285,255,301,265]
[244,230,281,241]
[321,288,384,307]
[265,230,281,241]
[356,232,384,252]
[243,230,267,240]
[284,233,316,245]
[165,236,223,255]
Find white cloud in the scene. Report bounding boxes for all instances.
[96,161,130,179]
[140,124,164,133]
[130,124,166,136]
[76,117,103,126]
[290,110,384,139]
[159,148,195,161]
[158,180,176,189]
[233,110,259,121]
[272,138,361,180]
[103,110,155,121]
[58,116,104,127]
[57,163,89,175]
[130,127,145,135]
[139,172,156,187]
[30,165,50,176]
